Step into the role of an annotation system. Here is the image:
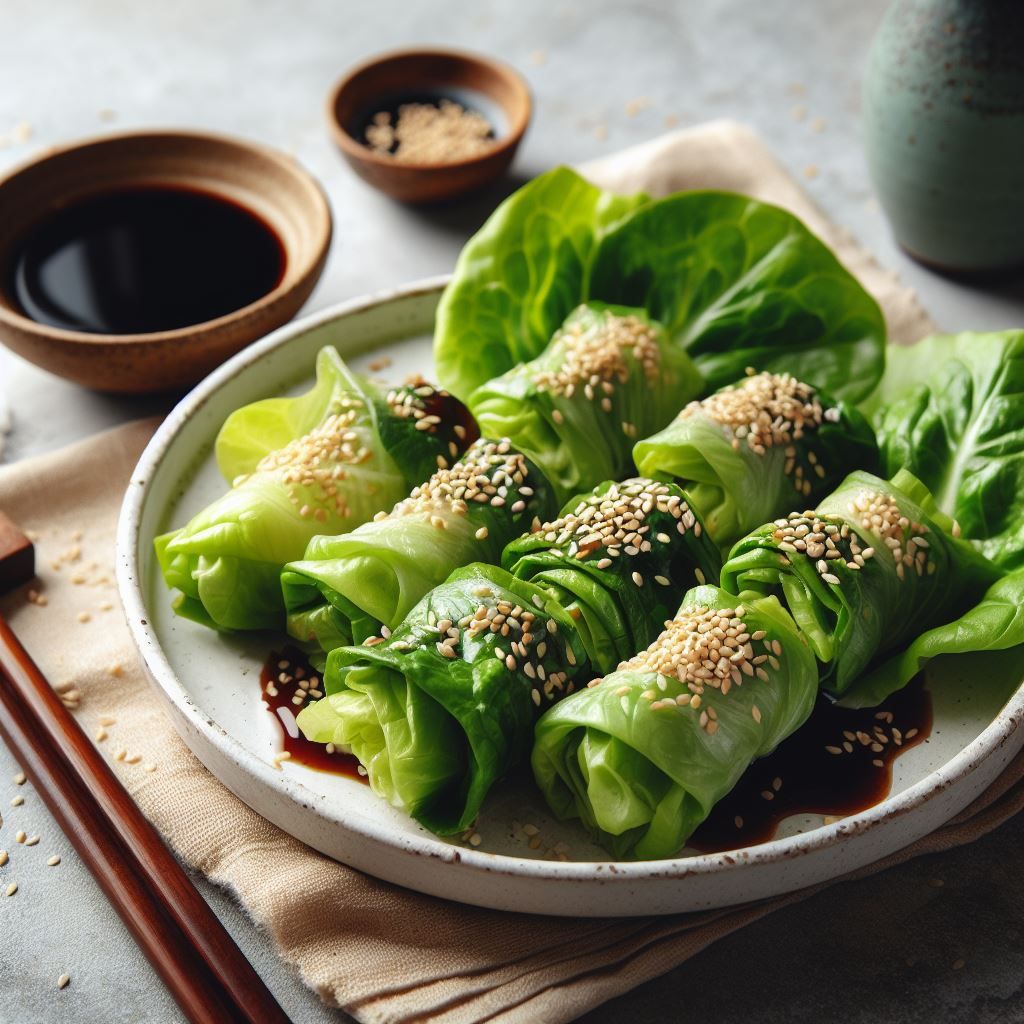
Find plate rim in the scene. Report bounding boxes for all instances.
[116,276,1024,898]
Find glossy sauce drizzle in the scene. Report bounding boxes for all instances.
[690,676,933,853]
[260,647,364,779]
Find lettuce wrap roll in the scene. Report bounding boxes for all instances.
[469,304,704,502]
[532,586,818,859]
[297,564,587,834]
[719,469,1001,698]
[502,478,722,673]
[155,346,475,631]
[633,370,878,548]
[282,438,557,654]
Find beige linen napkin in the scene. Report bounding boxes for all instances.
[1,122,1000,1024]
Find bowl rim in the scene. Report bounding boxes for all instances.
[117,275,1024,901]
[0,128,333,348]
[326,46,532,174]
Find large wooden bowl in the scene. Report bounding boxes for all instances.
[0,130,332,394]
[328,48,531,203]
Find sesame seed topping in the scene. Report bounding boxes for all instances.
[679,371,836,489]
[254,405,375,521]
[57,974,70,989]
[849,490,932,576]
[389,438,538,525]
[534,308,661,406]
[611,604,779,735]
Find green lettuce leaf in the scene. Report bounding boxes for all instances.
[531,585,818,859]
[863,331,1024,570]
[633,371,878,548]
[470,303,705,503]
[282,438,558,653]
[588,192,886,402]
[298,564,587,834]
[503,478,722,673]
[434,168,650,400]
[720,469,1001,696]
[839,568,1024,707]
[155,348,475,632]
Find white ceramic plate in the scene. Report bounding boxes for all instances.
[118,278,1024,917]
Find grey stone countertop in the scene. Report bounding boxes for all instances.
[1,1,1023,1022]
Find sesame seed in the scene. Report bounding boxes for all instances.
[15,831,25,844]
[6,883,17,896]
[10,795,24,808]
[475,526,489,540]
[24,835,39,847]
[47,855,61,867]
[632,571,644,587]
[0,851,7,866]
[58,974,70,989]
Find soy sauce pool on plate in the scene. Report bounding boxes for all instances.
[9,184,285,335]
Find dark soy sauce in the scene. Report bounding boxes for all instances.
[690,676,933,853]
[9,185,285,334]
[260,647,365,780]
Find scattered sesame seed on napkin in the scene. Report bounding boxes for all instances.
[6,122,1017,1024]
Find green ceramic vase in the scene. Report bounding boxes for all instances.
[863,0,1024,273]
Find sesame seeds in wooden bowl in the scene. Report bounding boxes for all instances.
[327,48,532,203]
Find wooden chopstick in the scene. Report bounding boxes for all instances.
[0,616,292,1024]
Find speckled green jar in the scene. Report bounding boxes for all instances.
[863,0,1024,272]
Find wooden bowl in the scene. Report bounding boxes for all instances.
[0,130,332,394]
[327,48,531,204]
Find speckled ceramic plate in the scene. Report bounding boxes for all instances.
[117,278,1024,917]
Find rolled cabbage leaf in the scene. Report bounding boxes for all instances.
[861,331,1024,571]
[434,167,650,400]
[720,469,1001,697]
[297,564,587,834]
[470,303,704,502]
[155,348,475,631]
[531,585,818,859]
[282,438,557,653]
[503,478,722,673]
[633,370,878,547]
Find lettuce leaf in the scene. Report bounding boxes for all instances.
[434,168,650,400]
[298,564,587,834]
[155,348,475,632]
[863,331,1024,570]
[469,303,704,503]
[531,585,818,859]
[282,438,558,653]
[634,371,878,548]
[720,469,1001,696]
[503,478,722,673]
[839,568,1024,707]
[435,170,886,409]
[589,192,886,402]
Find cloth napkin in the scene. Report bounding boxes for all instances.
[1,121,1009,1024]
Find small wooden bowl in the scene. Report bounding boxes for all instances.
[328,48,531,204]
[0,130,332,394]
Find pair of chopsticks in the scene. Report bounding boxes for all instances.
[0,512,290,1024]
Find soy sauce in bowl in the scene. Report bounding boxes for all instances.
[9,184,285,335]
